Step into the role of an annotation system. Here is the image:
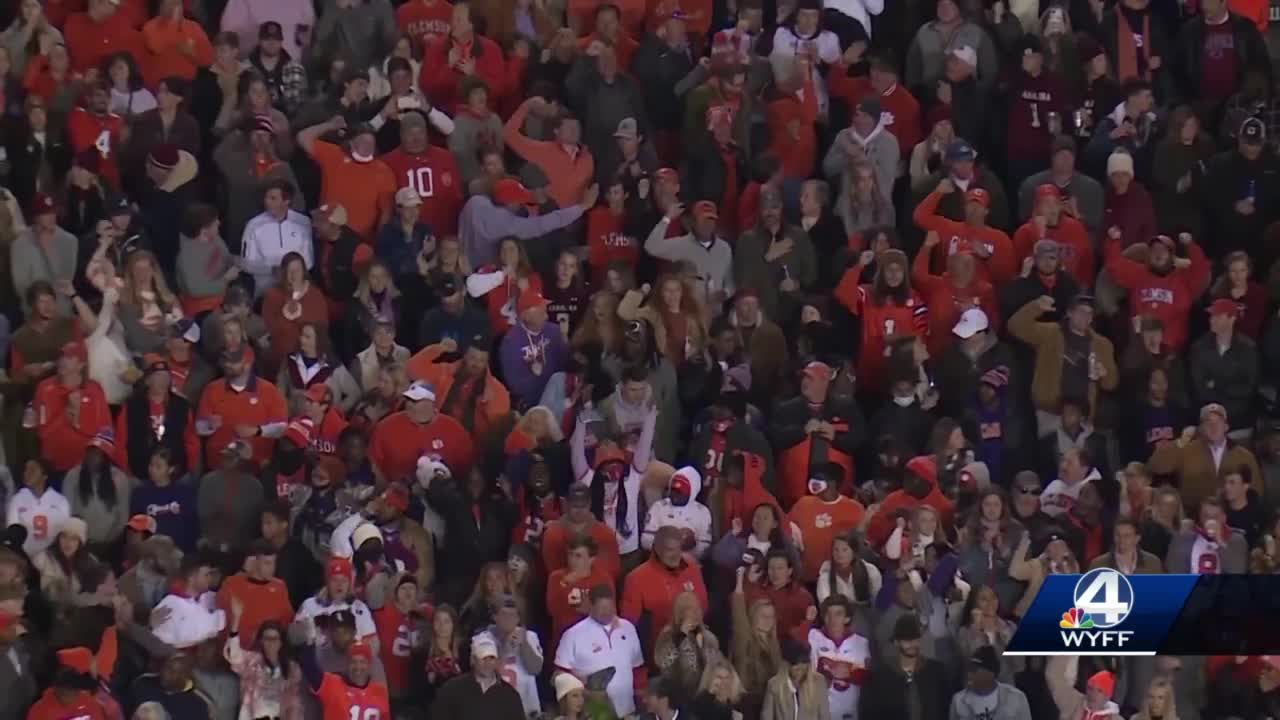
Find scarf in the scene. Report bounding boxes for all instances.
[440,372,483,432]
[1115,8,1152,82]
[1189,526,1223,573]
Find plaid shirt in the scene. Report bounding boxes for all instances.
[248,49,309,115]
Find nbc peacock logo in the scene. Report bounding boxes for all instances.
[1060,608,1095,629]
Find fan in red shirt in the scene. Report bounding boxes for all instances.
[586,178,639,284]
[67,84,126,189]
[828,55,923,159]
[766,60,818,181]
[303,640,390,720]
[302,384,349,456]
[35,341,112,472]
[217,540,295,650]
[26,647,108,720]
[834,249,928,390]
[911,233,1000,358]
[1103,231,1211,351]
[380,110,463,236]
[370,380,475,484]
[373,575,427,698]
[545,534,613,657]
[913,181,1017,286]
[63,0,144,74]
[396,0,453,49]
[1012,184,1094,287]
[420,3,520,113]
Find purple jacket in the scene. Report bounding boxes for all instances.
[499,321,568,409]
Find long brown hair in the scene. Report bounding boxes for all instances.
[573,290,623,354]
[428,604,462,659]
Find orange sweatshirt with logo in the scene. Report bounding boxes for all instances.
[35,377,111,472]
[142,16,214,84]
[913,189,1017,286]
[788,496,866,582]
[621,556,709,647]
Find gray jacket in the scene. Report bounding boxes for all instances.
[949,684,1033,720]
[824,123,900,204]
[449,111,505,186]
[458,195,584,269]
[309,0,397,75]
[1017,170,1106,237]
[11,226,77,315]
[906,20,999,92]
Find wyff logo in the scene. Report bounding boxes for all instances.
[1059,569,1136,649]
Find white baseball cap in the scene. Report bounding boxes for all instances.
[952,308,990,339]
[555,673,585,700]
[472,635,499,659]
[402,380,436,402]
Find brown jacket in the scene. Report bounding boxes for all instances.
[760,665,831,720]
[733,311,788,401]
[1088,549,1164,574]
[395,516,435,590]
[1008,300,1119,417]
[1148,437,1262,511]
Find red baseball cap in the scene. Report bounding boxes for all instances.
[382,483,410,513]
[348,642,374,663]
[127,514,157,534]
[802,361,833,381]
[964,188,990,208]
[61,341,88,363]
[284,417,314,448]
[906,455,938,486]
[1034,184,1061,202]
[1208,298,1241,317]
[327,556,354,581]
[304,384,333,404]
[32,193,56,216]
[57,647,94,675]
[517,288,549,315]
[493,178,535,206]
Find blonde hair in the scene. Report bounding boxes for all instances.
[1135,678,1177,720]
[120,250,177,309]
[520,405,564,443]
[697,657,744,704]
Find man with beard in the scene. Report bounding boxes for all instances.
[195,345,289,470]
[1103,231,1210,352]
[689,365,776,533]
[298,117,397,241]
[407,330,509,442]
[949,646,1031,720]
[859,615,948,720]
[1000,239,1081,326]
[367,483,433,588]
[417,274,489,350]
[500,289,569,410]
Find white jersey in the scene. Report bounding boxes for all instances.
[554,616,644,717]
[5,487,71,556]
[808,628,870,720]
[296,593,378,644]
[1040,468,1101,517]
[476,628,543,715]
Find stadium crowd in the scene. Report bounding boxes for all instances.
[1,0,1280,717]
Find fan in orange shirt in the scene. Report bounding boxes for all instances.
[298,119,397,241]
[217,540,295,650]
[26,647,109,720]
[787,462,865,583]
[1012,184,1094,288]
[545,533,613,656]
[302,639,390,720]
[913,180,1016,286]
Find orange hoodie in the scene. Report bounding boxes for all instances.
[504,98,596,209]
[913,189,1016,286]
[1012,215,1095,288]
[404,343,512,441]
[142,16,214,84]
[26,689,107,720]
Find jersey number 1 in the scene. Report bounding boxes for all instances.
[349,708,380,720]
